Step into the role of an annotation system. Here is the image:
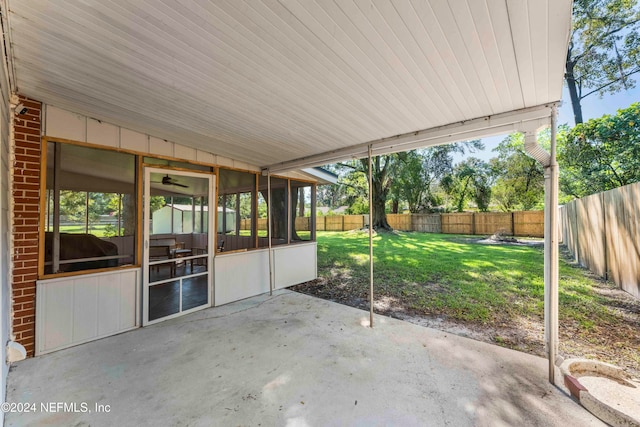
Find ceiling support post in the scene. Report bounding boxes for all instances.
[524,105,559,385]
[267,173,273,296]
[368,145,374,328]
[545,105,560,384]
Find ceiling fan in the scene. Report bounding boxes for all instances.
[152,174,189,188]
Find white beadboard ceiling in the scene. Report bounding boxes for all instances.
[5,0,571,170]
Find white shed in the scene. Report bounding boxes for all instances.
[151,204,232,234]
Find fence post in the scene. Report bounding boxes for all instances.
[511,212,514,236]
[472,212,476,235]
[601,192,608,280]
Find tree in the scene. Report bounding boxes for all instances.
[336,140,483,229]
[357,154,400,230]
[393,151,425,213]
[391,143,483,213]
[558,102,640,197]
[341,168,369,215]
[441,158,492,212]
[316,164,345,209]
[566,0,640,124]
[259,185,287,239]
[59,191,88,223]
[489,133,545,211]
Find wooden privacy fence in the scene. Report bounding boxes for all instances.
[240,217,313,231]
[560,182,640,298]
[241,211,544,237]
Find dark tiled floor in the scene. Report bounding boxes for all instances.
[149,262,207,283]
[148,264,209,321]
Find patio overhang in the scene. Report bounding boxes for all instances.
[2,0,572,384]
[264,103,555,174]
[4,0,571,170]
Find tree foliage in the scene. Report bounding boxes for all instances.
[489,133,545,211]
[558,102,640,197]
[332,141,483,230]
[566,0,640,123]
[441,157,492,212]
[352,154,400,230]
[392,143,483,213]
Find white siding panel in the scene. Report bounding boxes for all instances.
[214,250,270,306]
[72,276,99,342]
[36,269,139,355]
[45,105,85,141]
[87,118,119,147]
[196,150,216,165]
[149,136,173,157]
[39,281,74,352]
[120,128,148,152]
[233,161,259,173]
[97,273,120,336]
[119,270,138,329]
[273,243,317,289]
[43,105,263,171]
[174,144,196,161]
[216,156,234,168]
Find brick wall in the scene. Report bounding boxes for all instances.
[11,96,42,357]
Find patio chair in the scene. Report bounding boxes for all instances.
[149,245,175,277]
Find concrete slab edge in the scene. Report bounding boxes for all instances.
[560,358,640,427]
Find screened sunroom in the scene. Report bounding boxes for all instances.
[35,112,329,354]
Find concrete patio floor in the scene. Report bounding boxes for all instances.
[6,290,603,426]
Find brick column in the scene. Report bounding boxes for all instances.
[12,96,42,357]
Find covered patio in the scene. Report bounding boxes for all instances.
[0,0,581,422]
[6,291,602,426]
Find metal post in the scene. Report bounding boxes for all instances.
[52,143,61,274]
[547,106,559,383]
[310,184,317,241]
[118,193,123,236]
[267,172,273,296]
[368,145,374,328]
[192,196,196,233]
[235,192,241,235]
[85,191,89,234]
[287,179,292,244]
[221,194,227,235]
[170,196,175,234]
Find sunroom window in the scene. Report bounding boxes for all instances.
[290,180,315,242]
[44,142,136,275]
[217,169,257,252]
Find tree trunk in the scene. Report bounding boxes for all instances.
[456,176,472,212]
[290,189,301,240]
[391,199,399,214]
[260,188,287,240]
[565,57,584,124]
[298,188,305,217]
[122,194,136,236]
[371,179,392,230]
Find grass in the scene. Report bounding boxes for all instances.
[58,224,114,237]
[312,230,605,325]
[294,230,640,374]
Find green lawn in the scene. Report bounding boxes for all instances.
[58,224,114,237]
[294,230,640,374]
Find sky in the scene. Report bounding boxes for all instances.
[455,85,640,164]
